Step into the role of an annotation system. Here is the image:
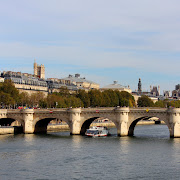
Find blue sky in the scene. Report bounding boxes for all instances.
[0,0,180,94]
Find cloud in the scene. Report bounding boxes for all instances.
[0,42,179,76]
[0,0,180,91]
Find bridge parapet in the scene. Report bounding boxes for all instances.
[129,108,168,113]
[0,109,7,118]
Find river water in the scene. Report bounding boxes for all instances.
[1,124,180,180]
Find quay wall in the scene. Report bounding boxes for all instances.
[0,126,23,135]
[0,127,14,134]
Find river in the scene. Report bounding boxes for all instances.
[1,124,180,180]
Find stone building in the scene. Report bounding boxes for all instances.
[163,91,170,99]
[0,63,100,96]
[172,84,180,99]
[34,60,45,79]
[61,74,99,91]
[101,81,132,93]
[138,78,142,94]
[132,78,159,104]
[150,85,160,97]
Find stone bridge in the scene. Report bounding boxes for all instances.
[1,107,180,137]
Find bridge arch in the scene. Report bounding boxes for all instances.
[80,116,118,135]
[128,116,170,137]
[0,118,24,127]
[33,116,71,133]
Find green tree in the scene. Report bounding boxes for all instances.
[102,90,119,107]
[0,91,15,108]
[88,89,103,107]
[137,95,154,107]
[58,87,71,97]
[0,79,20,104]
[19,92,29,107]
[154,100,166,108]
[76,90,90,107]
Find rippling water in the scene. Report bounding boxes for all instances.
[1,124,180,180]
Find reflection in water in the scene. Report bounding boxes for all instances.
[0,134,15,142]
[72,135,83,149]
[24,134,36,146]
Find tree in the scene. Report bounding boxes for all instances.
[29,92,45,107]
[137,95,154,107]
[0,79,20,104]
[154,100,166,108]
[102,90,119,107]
[58,87,70,97]
[19,92,29,106]
[88,89,103,107]
[0,91,15,108]
[76,90,90,107]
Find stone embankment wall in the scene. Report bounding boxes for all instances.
[0,126,23,135]
[0,127,14,134]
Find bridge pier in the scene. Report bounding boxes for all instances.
[115,107,129,136]
[169,108,180,138]
[22,109,35,134]
[69,108,82,135]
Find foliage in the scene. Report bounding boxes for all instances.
[137,95,154,107]
[76,90,90,107]
[88,89,104,107]
[4,79,179,109]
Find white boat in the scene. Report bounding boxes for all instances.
[85,126,109,137]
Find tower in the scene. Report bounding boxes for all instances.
[138,78,142,94]
[150,85,152,92]
[34,59,37,76]
[33,60,45,79]
[158,85,160,96]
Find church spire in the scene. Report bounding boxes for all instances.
[138,78,142,94]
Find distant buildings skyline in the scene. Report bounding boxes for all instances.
[0,61,179,99]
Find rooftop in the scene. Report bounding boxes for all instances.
[62,74,98,85]
[101,81,130,90]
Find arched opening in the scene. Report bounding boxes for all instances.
[80,117,98,135]
[0,118,23,134]
[34,118,56,133]
[0,118,17,126]
[128,116,170,137]
[34,118,71,134]
[80,117,117,136]
[47,119,70,132]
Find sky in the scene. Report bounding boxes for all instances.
[0,0,180,94]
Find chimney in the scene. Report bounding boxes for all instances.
[75,74,80,78]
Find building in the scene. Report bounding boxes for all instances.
[138,78,142,94]
[61,74,99,91]
[150,85,160,97]
[132,78,160,104]
[0,62,100,96]
[163,91,171,99]
[101,81,132,93]
[172,84,180,99]
[34,60,45,79]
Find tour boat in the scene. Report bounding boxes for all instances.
[85,126,109,137]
